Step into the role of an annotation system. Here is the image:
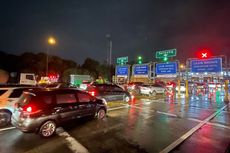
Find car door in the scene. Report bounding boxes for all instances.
[55,91,78,122]
[112,85,125,101]
[99,85,114,101]
[76,91,96,116]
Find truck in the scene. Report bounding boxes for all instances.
[19,73,36,86]
[70,74,92,87]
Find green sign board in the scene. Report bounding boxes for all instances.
[117,56,128,65]
[156,49,177,58]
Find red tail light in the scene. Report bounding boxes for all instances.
[89,91,96,96]
[22,105,41,116]
[26,106,32,112]
[23,105,33,113]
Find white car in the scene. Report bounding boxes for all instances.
[176,83,186,92]
[139,84,165,96]
[0,86,38,127]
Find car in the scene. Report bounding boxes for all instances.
[86,84,132,103]
[195,82,207,95]
[175,83,186,92]
[139,84,165,96]
[0,86,39,127]
[126,82,144,93]
[11,88,107,137]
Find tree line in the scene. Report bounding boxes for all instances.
[0,51,114,83]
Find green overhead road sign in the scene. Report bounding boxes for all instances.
[156,49,177,58]
[117,56,128,65]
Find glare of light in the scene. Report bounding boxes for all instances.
[204,72,207,75]
[180,64,185,69]
[48,37,56,45]
[221,71,223,75]
[131,95,135,99]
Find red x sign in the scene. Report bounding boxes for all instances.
[196,49,212,59]
[202,52,207,58]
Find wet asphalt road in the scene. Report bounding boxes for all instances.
[0,94,230,153]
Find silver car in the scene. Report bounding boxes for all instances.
[139,84,165,96]
[0,86,38,127]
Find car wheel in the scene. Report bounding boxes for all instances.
[96,108,106,119]
[0,112,11,127]
[39,120,56,137]
[124,96,130,102]
[151,91,157,96]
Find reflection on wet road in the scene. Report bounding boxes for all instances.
[0,94,229,153]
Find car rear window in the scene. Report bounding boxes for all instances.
[153,84,162,87]
[18,92,55,107]
[9,89,26,98]
[0,89,7,96]
[18,93,33,107]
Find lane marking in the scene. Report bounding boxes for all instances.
[107,105,128,111]
[160,105,227,153]
[156,111,178,117]
[140,98,165,103]
[57,127,89,153]
[187,106,215,111]
[0,126,15,132]
[187,117,230,130]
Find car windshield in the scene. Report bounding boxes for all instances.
[0,89,7,96]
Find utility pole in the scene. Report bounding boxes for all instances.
[106,34,112,81]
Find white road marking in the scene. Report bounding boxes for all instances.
[107,105,129,111]
[140,98,165,103]
[160,105,227,153]
[187,106,215,111]
[187,117,230,130]
[0,126,15,132]
[156,111,178,117]
[56,127,89,153]
[129,104,180,118]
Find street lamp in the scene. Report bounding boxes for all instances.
[46,36,56,77]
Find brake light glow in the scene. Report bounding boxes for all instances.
[89,91,96,96]
[26,106,32,112]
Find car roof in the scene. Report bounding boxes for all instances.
[24,88,81,95]
[0,86,39,90]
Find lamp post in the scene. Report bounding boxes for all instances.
[46,37,56,77]
[106,34,112,81]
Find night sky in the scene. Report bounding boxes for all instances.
[0,0,230,64]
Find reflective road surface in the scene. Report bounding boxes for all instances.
[0,94,230,153]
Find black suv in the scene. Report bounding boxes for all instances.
[86,84,132,103]
[11,88,107,137]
